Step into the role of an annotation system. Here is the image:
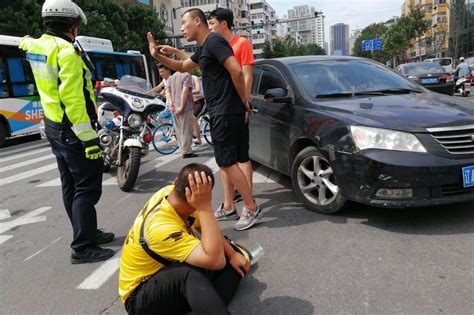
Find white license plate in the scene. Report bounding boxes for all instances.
[463,166,474,187]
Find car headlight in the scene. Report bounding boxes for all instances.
[350,126,426,153]
[127,114,142,128]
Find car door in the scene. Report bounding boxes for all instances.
[249,65,294,171]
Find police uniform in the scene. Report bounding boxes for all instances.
[20,32,103,252]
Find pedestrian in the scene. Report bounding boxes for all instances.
[167,70,198,158]
[208,8,255,221]
[19,0,114,264]
[147,8,263,231]
[119,163,251,314]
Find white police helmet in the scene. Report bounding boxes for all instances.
[460,57,465,62]
[42,0,87,26]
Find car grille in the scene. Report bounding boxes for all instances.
[426,124,474,155]
[440,183,474,196]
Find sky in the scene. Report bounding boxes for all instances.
[268,0,403,40]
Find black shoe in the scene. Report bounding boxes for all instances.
[71,246,115,264]
[233,190,243,203]
[183,153,198,158]
[96,229,115,244]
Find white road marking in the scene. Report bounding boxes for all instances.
[0,163,57,187]
[0,209,11,221]
[102,153,180,185]
[24,237,62,262]
[77,249,122,290]
[203,157,219,173]
[112,194,132,206]
[36,177,61,187]
[0,141,48,157]
[0,235,13,245]
[0,154,54,173]
[0,147,51,163]
[0,207,51,234]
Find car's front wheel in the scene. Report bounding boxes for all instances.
[291,147,345,214]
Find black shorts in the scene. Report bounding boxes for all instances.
[210,113,249,167]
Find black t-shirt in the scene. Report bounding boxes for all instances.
[190,33,244,117]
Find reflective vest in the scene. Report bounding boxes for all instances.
[19,34,98,143]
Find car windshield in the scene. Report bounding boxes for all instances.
[402,63,445,75]
[289,60,422,98]
[117,75,152,95]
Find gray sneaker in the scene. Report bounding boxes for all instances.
[214,203,239,221]
[234,205,263,231]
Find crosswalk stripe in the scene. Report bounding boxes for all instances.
[102,153,180,185]
[0,141,48,157]
[0,147,51,163]
[36,177,61,187]
[77,248,122,290]
[203,157,219,173]
[0,163,57,187]
[0,154,54,173]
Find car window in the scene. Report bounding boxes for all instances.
[402,63,445,75]
[290,60,421,98]
[252,66,262,96]
[257,66,288,96]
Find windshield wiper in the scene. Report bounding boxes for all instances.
[315,91,385,98]
[371,88,422,94]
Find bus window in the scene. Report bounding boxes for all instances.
[6,57,35,97]
[0,57,8,97]
[100,62,116,80]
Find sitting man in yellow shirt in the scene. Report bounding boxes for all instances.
[119,163,251,314]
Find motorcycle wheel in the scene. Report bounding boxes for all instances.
[117,147,141,192]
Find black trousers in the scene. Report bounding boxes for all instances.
[45,127,103,251]
[125,263,242,315]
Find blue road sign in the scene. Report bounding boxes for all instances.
[362,38,383,52]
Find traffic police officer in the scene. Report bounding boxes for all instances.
[20,0,114,264]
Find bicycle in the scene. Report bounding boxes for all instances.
[151,107,212,155]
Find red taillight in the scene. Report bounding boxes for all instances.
[95,81,104,89]
[113,110,120,117]
[439,75,454,81]
[143,133,153,143]
[465,76,472,83]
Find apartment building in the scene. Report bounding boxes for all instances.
[330,23,349,55]
[248,0,277,58]
[286,5,325,48]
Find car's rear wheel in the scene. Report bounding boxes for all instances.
[291,147,345,214]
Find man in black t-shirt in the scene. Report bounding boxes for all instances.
[146,8,263,231]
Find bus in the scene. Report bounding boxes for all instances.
[0,35,150,147]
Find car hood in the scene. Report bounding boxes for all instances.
[310,93,474,132]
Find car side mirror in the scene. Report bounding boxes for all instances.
[264,88,292,104]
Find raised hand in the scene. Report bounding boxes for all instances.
[185,171,213,211]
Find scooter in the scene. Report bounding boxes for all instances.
[97,75,165,192]
[453,74,471,97]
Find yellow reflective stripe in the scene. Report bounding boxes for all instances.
[72,122,98,141]
[28,60,58,77]
[31,70,57,81]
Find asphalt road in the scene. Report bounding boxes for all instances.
[1,101,473,314]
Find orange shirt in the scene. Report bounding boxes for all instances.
[230,35,255,67]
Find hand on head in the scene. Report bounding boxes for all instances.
[185,171,213,211]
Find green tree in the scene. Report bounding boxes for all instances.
[0,0,166,55]
[353,23,390,62]
[383,4,430,63]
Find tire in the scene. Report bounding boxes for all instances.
[201,116,213,145]
[0,123,6,148]
[152,123,179,155]
[291,146,345,214]
[117,147,141,192]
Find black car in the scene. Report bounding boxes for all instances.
[396,62,455,95]
[248,56,474,214]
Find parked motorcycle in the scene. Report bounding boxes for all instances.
[453,74,471,97]
[97,75,165,191]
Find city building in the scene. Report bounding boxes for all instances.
[349,29,362,55]
[329,23,349,55]
[286,5,325,48]
[449,0,474,58]
[151,0,174,36]
[248,0,277,58]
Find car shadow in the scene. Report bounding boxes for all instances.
[248,169,474,236]
[229,270,315,315]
